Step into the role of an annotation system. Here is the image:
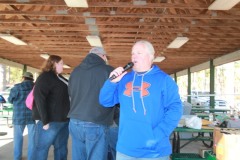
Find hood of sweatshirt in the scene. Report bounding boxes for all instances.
[14,80,34,91]
[79,53,106,70]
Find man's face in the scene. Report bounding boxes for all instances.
[131,43,153,72]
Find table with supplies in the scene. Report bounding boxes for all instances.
[173,117,214,153]
[172,126,214,153]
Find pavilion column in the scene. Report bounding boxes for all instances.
[210,60,215,109]
[187,68,191,103]
[23,64,27,74]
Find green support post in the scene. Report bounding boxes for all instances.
[210,60,215,109]
[23,64,27,74]
[187,68,191,103]
[174,73,177,83]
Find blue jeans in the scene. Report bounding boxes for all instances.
[108,126,119,160]
[116,152,169,160]
[14,124,35,160]
[69,119,109,160]
[31,121,69,160]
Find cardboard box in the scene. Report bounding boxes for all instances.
[213,127,221,154]
[213,127,240,160]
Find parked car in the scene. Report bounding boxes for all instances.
[191,96,209,106]
[0,94,6,103]
[190,91,209,106]
[183,91,230,110]
[204,99,229,110]
[0,86,13,107]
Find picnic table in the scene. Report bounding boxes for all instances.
[0,106,13,127]
[172,126,214,153]
[195,112,224,119]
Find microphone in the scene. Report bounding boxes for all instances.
[109,62,134,80]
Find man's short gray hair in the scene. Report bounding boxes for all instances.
[134,40,155,56]
[89,47,106,55]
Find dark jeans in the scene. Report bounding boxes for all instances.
[108,126,119,160]
[69,119,109,160]
[31,121,69,160]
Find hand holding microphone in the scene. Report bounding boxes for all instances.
[109,62,134,81]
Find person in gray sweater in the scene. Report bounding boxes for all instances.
[68,47,114,160]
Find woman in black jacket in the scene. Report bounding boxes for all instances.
[31,55,70,160]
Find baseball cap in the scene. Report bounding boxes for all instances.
[23,72,33,79]
[89,47,106,55]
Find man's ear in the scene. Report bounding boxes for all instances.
[151,54,155,61]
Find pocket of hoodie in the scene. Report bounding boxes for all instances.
[119,119,157,150]
[152,126,170,150]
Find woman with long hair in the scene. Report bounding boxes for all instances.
[31,55,70,160]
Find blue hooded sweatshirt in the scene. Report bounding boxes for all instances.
[99,65,182,158]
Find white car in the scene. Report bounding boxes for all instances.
[191,97,209,106]
[189,91,210,106]
[204,99,229,110]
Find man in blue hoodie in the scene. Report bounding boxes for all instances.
[99,40,182,160]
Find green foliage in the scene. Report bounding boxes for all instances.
[234,61,240,101]
[177,60,240,107]
[8,66,23,84]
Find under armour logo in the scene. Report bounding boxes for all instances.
[124,82,150,97]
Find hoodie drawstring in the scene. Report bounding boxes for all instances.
[141,75,147,115]
[132,73,137,113]
[131,67,153,115]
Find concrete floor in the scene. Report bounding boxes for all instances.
[0,118,72,160]
[0,119,210,160]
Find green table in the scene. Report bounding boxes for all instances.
[2,106,13,115]
[172,127,214,153]
[195,113,224,119]
[195,113,210,119]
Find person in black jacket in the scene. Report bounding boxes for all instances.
[68,47,114,160]
[31,55,70,160]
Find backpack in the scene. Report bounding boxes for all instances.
[25,87,34,110]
